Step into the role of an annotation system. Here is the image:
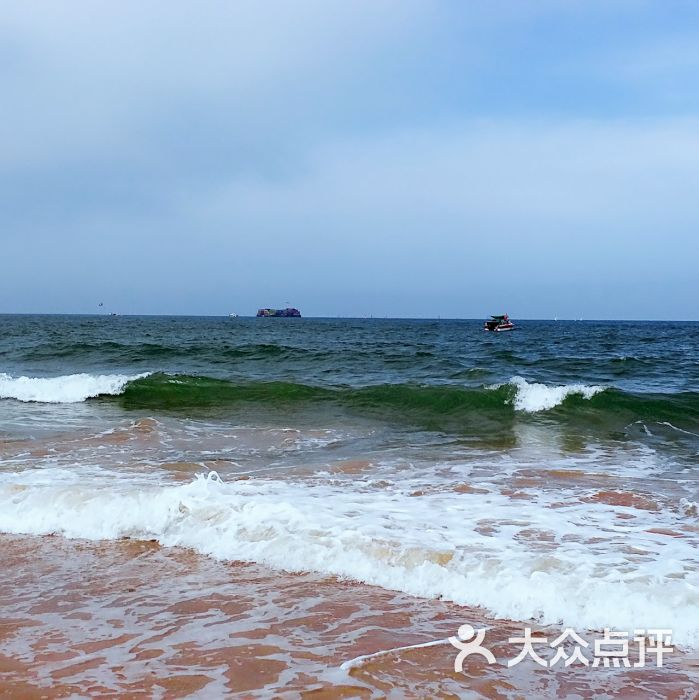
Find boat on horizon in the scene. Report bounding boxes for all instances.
[484,314,514,332]
[256,307,302,318]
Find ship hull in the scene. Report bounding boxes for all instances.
[484,322,514,332]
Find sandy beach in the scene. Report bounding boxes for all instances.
[2,534,698,698]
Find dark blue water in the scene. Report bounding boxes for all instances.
[0,315,697,451]
[2,315,697,388]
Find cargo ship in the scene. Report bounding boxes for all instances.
[256,307,302,318]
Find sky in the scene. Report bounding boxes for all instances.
[1,1,698,319]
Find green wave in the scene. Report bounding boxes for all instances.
[557,388,699,429]
[110,373,699,437]
[119,374,329,407]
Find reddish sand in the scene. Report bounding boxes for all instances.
[0,534,697,698]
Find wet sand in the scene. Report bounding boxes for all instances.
[1,414,698,697]
[1,534,697,698]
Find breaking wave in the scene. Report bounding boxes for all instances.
[1,372,697,436]
[0,372,148,404]
[115,373,609,413]
[507,376,605,412]
[0,470,697,646]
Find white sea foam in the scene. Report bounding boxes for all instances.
[680,499,698,517]
[0,469,697,647]
[0,372,147,403]
[658,421,699,438]
[507,376,605,412]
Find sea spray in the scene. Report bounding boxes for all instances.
[0,469,697,647]
[0,372,149,403]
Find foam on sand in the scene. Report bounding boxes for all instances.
[0,469,696,647]
[0,372,149,403]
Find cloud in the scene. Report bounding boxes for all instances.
[1,1,698,317]
[7,116,694,317]
[0,1,436,172]
[197,117,699,241]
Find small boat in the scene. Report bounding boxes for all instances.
[229,313,239,318]
[484,314,514,332]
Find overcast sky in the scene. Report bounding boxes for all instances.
[2,1,698,319]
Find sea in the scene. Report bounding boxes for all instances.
[1,314,698,697]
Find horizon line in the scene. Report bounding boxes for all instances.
[1,312,697,323]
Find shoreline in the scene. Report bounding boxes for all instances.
[1,534,697,698]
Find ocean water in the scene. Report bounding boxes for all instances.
[1,315,698,694]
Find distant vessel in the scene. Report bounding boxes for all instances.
[484,314,514,332]
[256,307,301,318]
[229,313,239,318]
